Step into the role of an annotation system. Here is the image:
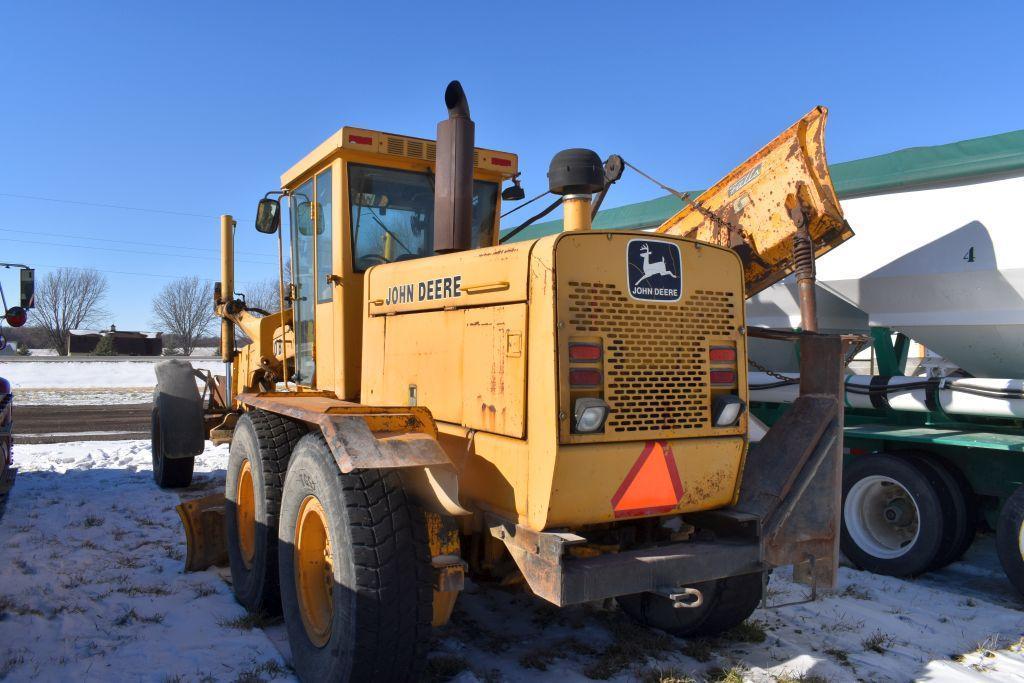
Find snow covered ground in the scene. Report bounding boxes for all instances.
[0,358,223,405]
[0,359,223,390]
[0,440,289,682]
[0,437,1022,682]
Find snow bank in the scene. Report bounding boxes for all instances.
[0,359,223,389]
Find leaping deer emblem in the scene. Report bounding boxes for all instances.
[634,242,678,285]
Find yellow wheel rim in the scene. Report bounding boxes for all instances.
[295,495,333,647]
[236,459,256,568]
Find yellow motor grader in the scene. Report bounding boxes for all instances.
[153,81,852,681]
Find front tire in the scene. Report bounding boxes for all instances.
[278,434,432,682]
[225,410,306,615]
[997,484,1024,598]
[616,572,763,637]
[151,407,194,488]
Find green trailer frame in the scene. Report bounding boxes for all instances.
[751,328,1024,528]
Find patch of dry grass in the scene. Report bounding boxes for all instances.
[861,630,895,654]
[113,607,165,626]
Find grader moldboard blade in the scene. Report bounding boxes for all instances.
[176,493,228,572]
[656,107,852,297]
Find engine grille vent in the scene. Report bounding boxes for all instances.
[566,281,738,437]
[382,136,470,166]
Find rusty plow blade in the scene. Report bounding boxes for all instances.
[656,107,852,297]
[176,493,229,572]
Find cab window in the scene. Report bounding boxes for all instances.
[315,168,333,302]
[348,164,498,272]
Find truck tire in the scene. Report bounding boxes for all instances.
[151,359,204,489]
[904,452,977,568]
[841,453,946,577]
[225,410,306,615]
[616,572,762,638]
[151,407,195,488]
[996,484,1024,598]
[277,434,432,682]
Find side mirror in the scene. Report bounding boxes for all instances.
[255,198,282,234]
[19,268,34,309]
[501,183,525,202]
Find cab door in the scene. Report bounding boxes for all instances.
[312,166,336,391]
[289,167,335,388]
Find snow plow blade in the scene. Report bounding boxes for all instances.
[176,493,229,572]
[656,107,852,297]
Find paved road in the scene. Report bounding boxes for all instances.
[14,404,152,443]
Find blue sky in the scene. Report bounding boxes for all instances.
[2,1,1022,329]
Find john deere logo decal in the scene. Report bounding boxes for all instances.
[626,239,681,302]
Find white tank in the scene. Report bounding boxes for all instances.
[818,173,1024,378]
[745,277,869,372]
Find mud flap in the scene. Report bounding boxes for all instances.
[176,493,228,571]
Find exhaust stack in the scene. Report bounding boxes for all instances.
[433,81,475,253]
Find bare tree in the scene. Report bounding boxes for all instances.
[152,276,214,356]
[241,278,283,316]
[34,268,109,355]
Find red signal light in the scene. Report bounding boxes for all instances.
[710,370,736,385]
[709,347,736,362]
[569,368,602,387]
[569,343,602,362]
[490,157,512,167]
[4,306,27,328]
[348,134,373,145]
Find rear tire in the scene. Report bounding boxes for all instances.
[225,410,305,615]
[151,407,194,488]
[278,434,432,682]
[841,453,945,577]
[904,452,976,567]
[996,484,1024,598]
[616,572,763,638]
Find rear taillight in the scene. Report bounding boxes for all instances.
[568,338,607,433]
[569,368,602,387]
[569,342,602,362]
[709,346,736,362]
[709,343,741,427]
[710,370,736,385]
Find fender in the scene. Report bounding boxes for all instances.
[237,392,470,516]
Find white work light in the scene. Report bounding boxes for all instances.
[573,397,610,433]
[712,395,745,427]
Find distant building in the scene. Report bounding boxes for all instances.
[66,325,162,356]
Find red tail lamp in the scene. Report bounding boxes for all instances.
[4,306,27,328]
[569,342,602,362]
[710,369,736,385]
[709,346,736,362]
[569,368,602,387]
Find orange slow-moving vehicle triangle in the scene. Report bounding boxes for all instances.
[610,441,684,518]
